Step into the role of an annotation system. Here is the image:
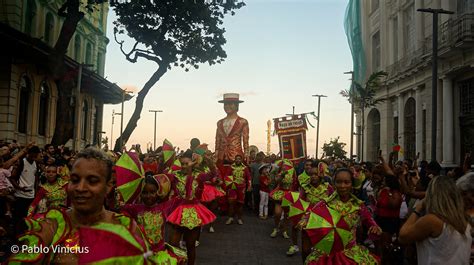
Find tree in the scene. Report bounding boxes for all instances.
[111,1,245,151]
[322,137,347,159]
[50,0,106,145]
[340,71,387,161]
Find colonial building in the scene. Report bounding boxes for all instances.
[346,0,474,166]
[0,0,125,149]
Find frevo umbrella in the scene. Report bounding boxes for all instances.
[282,191,310,225]
[304,203,352,255]
[162,139,176,168]
[224,175,239,190]
[78,222,153,264]
[115,152,145,204]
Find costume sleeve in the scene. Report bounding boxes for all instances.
[215,123,221,158]
[198,170,217,184]
[242,120,250,158]
[245,167,251,187]
[27,188,46,217]
[360,203,378,229]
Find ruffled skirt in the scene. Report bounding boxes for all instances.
[167,202,216,230]
[305,245,380,265]
[200,184,225,203]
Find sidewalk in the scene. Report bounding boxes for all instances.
[196,211,301,265]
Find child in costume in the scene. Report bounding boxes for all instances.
[258,164,271,219]
[269,159,297,239]
[167,149,218,265]
[300,168,382,265]
[27,164,68,217]
[122,174,186,265]
[224,154,251,225]
[199,150,224,233]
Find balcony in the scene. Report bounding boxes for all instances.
[439,13,474,55]
[386,13,474,83]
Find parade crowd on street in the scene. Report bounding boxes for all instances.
[0,138,472,265]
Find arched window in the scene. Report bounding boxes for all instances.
[404,98,416,160]
[38,81,49,136]
[81,100,88,140]
[85,43,92,64]
[367,108,381,162]
[96,52,103,76]
[24,0,37,35]
[74,35,81,61]
[44,12,54,46]
[18,76,32,134]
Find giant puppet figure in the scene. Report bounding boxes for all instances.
[215,93,250,165]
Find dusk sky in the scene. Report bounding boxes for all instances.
[102,0,353,157]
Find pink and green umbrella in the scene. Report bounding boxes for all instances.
[276,159,295,176]
[115,152,145,204]
[79,222,153,264]
[162,139,176,167]
[305,203,353,255]
[282,192,310,225]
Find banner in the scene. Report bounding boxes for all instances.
[273,115,308,162]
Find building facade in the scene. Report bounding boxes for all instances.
[348,0,474,166]
[0,0,123,149]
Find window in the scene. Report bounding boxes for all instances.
[74,35,81,61]
[25,0,37,35]
[81,101,88,140]
[422,109,426,159]
[460,78,474,116]
[404,5,415,53]
[392,17,398,62]
[393,116,399,161]
[372,31,381,71]
[44,12,54,46]
[85,43,92,64]
[96,52,103,76]
[458,0,474,14]
[404,98,416,160]
[38,82,49,136]
[18,76,31,134]
[371,0,380,13]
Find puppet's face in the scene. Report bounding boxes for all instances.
[224,103,238,115]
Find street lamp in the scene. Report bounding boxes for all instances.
[344,71,355,161]
[312,94,327,158]
[111,109,122,148]
[417,8,454,162]
[149,109,163,151]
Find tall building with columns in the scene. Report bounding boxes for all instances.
[0,0,124,149]
[347,0,474,166]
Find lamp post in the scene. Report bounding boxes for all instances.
[312,94,327,158]
[417,8,454,162]
[149,109,163,151]
[111,110,122,148]
[344,71,355,161]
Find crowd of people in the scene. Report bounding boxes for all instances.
[0,138,472,264]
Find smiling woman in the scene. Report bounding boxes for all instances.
[7,148,153,265]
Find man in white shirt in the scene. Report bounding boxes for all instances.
[10,146,40,231]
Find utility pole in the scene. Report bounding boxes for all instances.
[312,94,327,158]
[149,109,163,151]
[118,89,132,151]
[417,8,454,162]
[344,71,355,161]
